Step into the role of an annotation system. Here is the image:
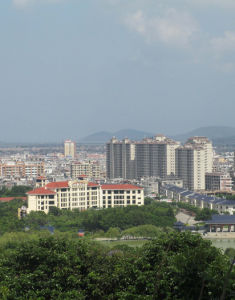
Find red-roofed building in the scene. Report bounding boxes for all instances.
[27,187,56,195]
[101,184,142,190]
[46,181,69,189]
[27,180,144,214]
[0,196,27,203]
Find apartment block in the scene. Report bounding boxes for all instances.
[186,137,213,173]
[0,161,44,178]
[64,140,76,159]
[71,161,101,179]
[106,135,179,180]
[27,180,144,214]
[176,145,206,191]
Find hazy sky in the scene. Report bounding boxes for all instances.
[1,0,235,142]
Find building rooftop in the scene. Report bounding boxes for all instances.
[101,184,142,190]
[46,181,69,189]
[27,187,56,195]
[205,215,235,225]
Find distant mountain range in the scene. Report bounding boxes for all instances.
[79,126,235,146]
[79,129,154,143]
[173,126,235,142]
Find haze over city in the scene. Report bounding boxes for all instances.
[1,0,235,142]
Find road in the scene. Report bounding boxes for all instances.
[175,211,197,225]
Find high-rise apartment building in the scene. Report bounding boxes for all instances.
[185,137,213,173]
[106,135,179,180]
[64,140,76,159]
[175,145,206,191]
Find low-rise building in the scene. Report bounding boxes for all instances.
[161,184,235,215]
[70,161,101,179]
[27,180,144,214]
[205,172,232,191]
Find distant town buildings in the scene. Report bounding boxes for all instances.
[64,140,76,159]
[106,135,214,191]
[0,161,44,179]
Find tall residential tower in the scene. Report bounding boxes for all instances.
[106,135,179,180]
[64,140,76,159]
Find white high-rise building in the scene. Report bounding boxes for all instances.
[64,140,76,159]
[176,145,206,191]
[186,137,213,173]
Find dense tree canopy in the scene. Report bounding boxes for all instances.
[21,202,176,233]
[0,232,234,299]
[0,186,31,197]
[0,199,26,235]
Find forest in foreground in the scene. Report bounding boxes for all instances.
[0,232,234,299]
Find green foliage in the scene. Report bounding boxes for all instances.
[224,248,235,260]
[176,202,200,214]
[0,233,233,300]
[105,227,121,238]
[122,224,162,238]
[23,202,176,233]
[0,199,26,235]
[176,202,218,221]
[217,193,235,201]
[195,208,218,221]
[144,197,154,205]
[0,186,31,198]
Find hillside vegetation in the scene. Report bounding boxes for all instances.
[0,232,234,299]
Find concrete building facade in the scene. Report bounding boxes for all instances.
[106,135,179,180]
[205,172,233,191]
[27,179,144,214]
[64,140,76,159]
[71,161,101,179]
[0,161,44,178]
[176,145,206,191]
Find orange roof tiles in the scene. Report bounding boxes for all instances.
[88,182,99,187]
[27,188,56,195]
[0,197,27,202]
[46,181,69,189]
[101,184,142,190]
